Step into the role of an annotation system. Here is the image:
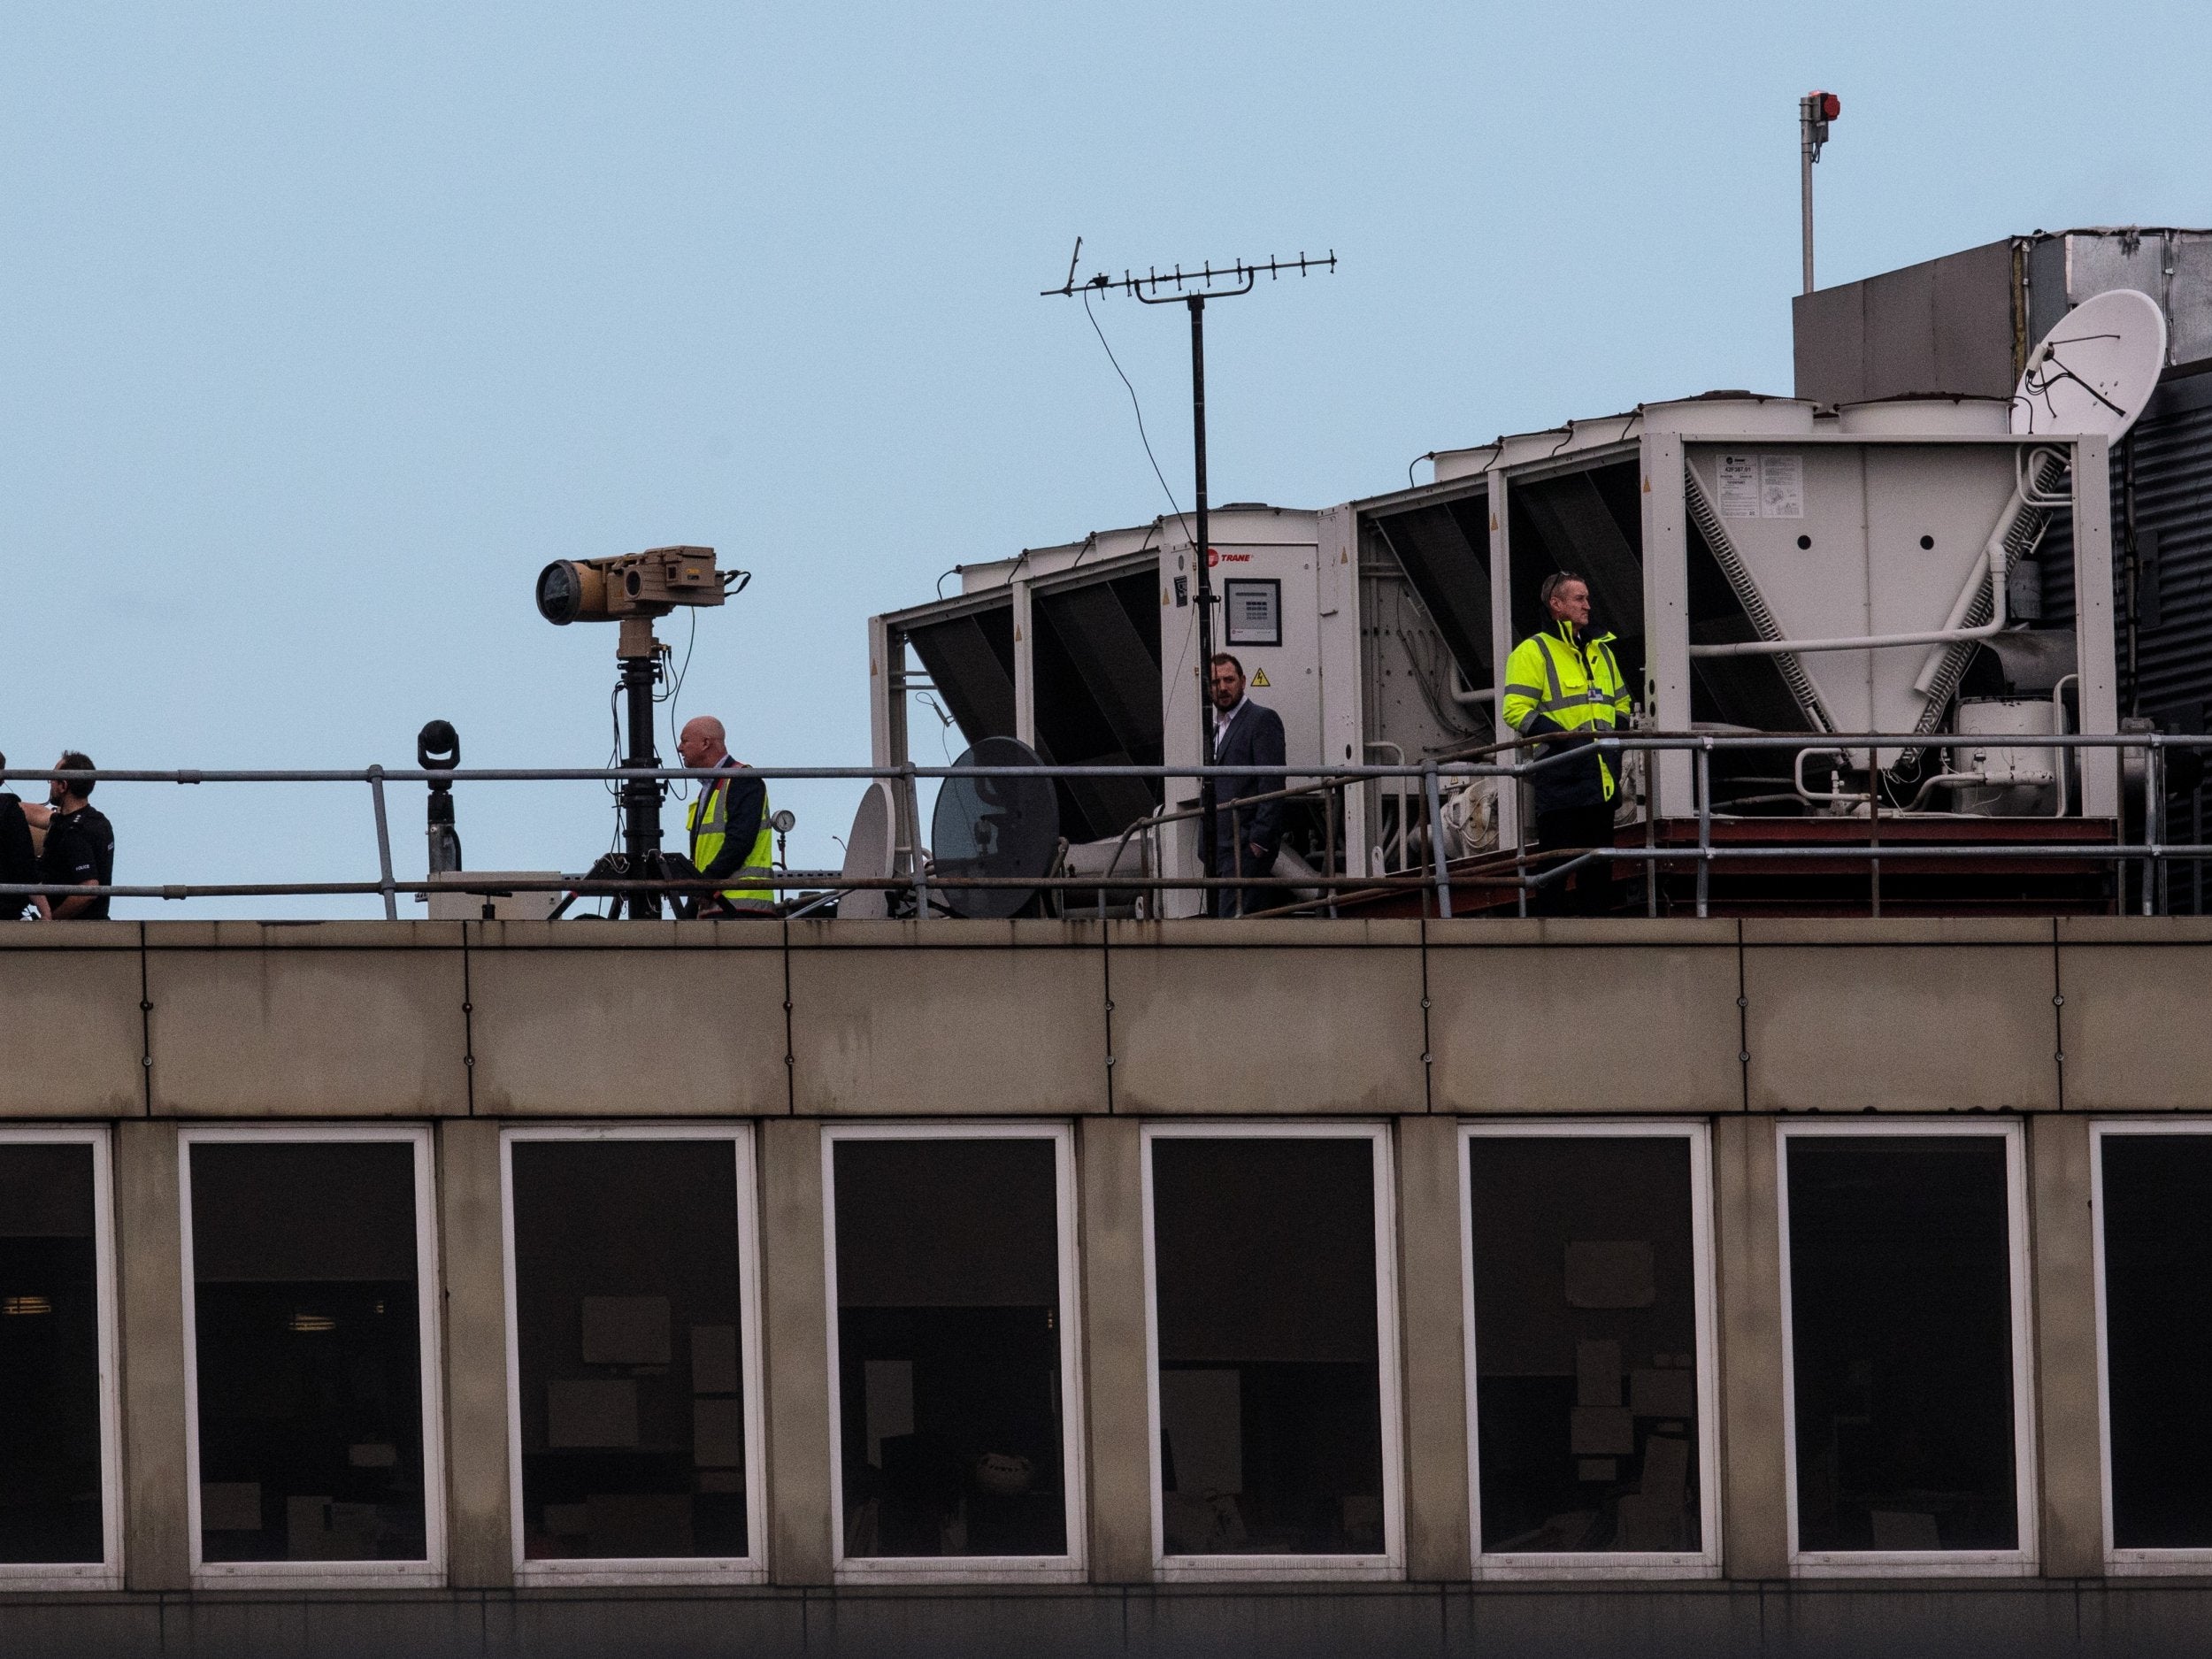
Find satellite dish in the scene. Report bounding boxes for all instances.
[930,737,1060,919]
[2011,288,2168,439]
[836,780,895,920]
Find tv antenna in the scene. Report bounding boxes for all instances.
[1043,238,1335,893]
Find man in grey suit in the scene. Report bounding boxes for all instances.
[1207,653,1288,918]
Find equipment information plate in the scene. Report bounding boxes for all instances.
[1717,453,1761,517]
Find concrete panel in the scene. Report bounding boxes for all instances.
[1109,921,1424,1115]
[438,1120,512,1588]
[811,1590,1122,1658]
[2028,1112,2101,1578]
[0,933,144,1117]
[1394,1116,1471,1581]
[145,939,466,1117]
[2056,928,2212,1110]
[470,942,787,1116]
[1079,1116,1155,1582]
[1129,1586,1446,1659]
[758,1119,833,1584]
[1712,1117,1787,1579]
[1763,1582,2080,1659]
[1449,1583,1763,1659]
[1743,923,2057,1112]
[789,923,1106,1115]
[1428,923,1740,1114]
[488,1591,807,1658]
[115,1119,191,1591]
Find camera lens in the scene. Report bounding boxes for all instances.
[536,561,583,625]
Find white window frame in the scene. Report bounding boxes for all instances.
[1775,1118,2037,1578]
[178,1124,446,1590]
[1140,1120,1405,1583]
[1459,1119,1721,1580]
[2089,1118,2212,1575]
[821,1121,1087,1585]
[0,1126,123,1592]
[500,1124,767,1586]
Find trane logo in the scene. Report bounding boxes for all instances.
[1205,549,1252,565]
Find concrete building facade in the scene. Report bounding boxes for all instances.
[4,915,2212,1656]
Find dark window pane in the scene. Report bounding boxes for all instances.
[511,1140,749,1561]
[1150,1137,1384,1556]
[2101,1134,2212,1548]
[1786,1134,2017,1552]
[833,1138,1065,1559]
[1467,1136,1701,1554]
[189,1141,426,1563]
[0,1144,103,1564]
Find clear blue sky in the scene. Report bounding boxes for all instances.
[4,2,2204,913]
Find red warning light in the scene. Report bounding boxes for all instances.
[1817,91,1840,120]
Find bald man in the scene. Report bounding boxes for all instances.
[676,716,775,918]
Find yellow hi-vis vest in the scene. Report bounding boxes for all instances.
[686,765,775,914]
[1501,623,1633,800]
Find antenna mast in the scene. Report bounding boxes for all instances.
[1800,90,1840,295]
[1044,242,1336,902]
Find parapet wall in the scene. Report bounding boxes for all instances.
[9,914,2210,1121]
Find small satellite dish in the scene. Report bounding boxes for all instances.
[836,780,895,920]
[930,737,1060,920]
[2010,288,2168,440]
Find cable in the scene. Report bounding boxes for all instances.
[1082,285,1191,543]
[660,609,698,802]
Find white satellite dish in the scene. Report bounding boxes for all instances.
[835,780,895,920]
[2010,288,2168,439]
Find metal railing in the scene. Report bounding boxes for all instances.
[1,727,2204,920]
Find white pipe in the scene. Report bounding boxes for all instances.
[1691,543,2007,661]
[2051,672,2078,819]
[1449,661,1497,705]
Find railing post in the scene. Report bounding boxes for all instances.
[1424,762,1453,920]
[2146,738,2162,918]
[1325,781,1339,919]
[902,763,928,922]
[1644,746,1658,918]
[367,766,398,923]
[1694,742,1711,920]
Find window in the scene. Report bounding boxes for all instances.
[1462,1125,1718,1576]
[503,1128,764,1581]
[824,1126,1082,1579]
[180,1128,442,1585]
[0,1131,119,1587]
[2094,1124,2212,1568]
[1142,1125,1402,1578]
[1777,1123,2034,1574]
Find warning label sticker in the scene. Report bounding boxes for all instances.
[1760,454,1804,519]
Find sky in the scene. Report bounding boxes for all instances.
[3,1,2206,915]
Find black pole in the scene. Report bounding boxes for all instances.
[617,618,664,918]
[1190,294,1217,908]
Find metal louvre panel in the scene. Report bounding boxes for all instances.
[2039,373,2212,720]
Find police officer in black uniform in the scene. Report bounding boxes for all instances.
[0,752,35,922]
[24,751,114,920]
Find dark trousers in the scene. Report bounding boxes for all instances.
[1532,804,1617,917]
[1211,836,1280,918]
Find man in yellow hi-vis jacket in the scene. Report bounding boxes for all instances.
[676,716,776,918]
[1501,572,1632,916]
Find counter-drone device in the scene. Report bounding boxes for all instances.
[536,546,750,918]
